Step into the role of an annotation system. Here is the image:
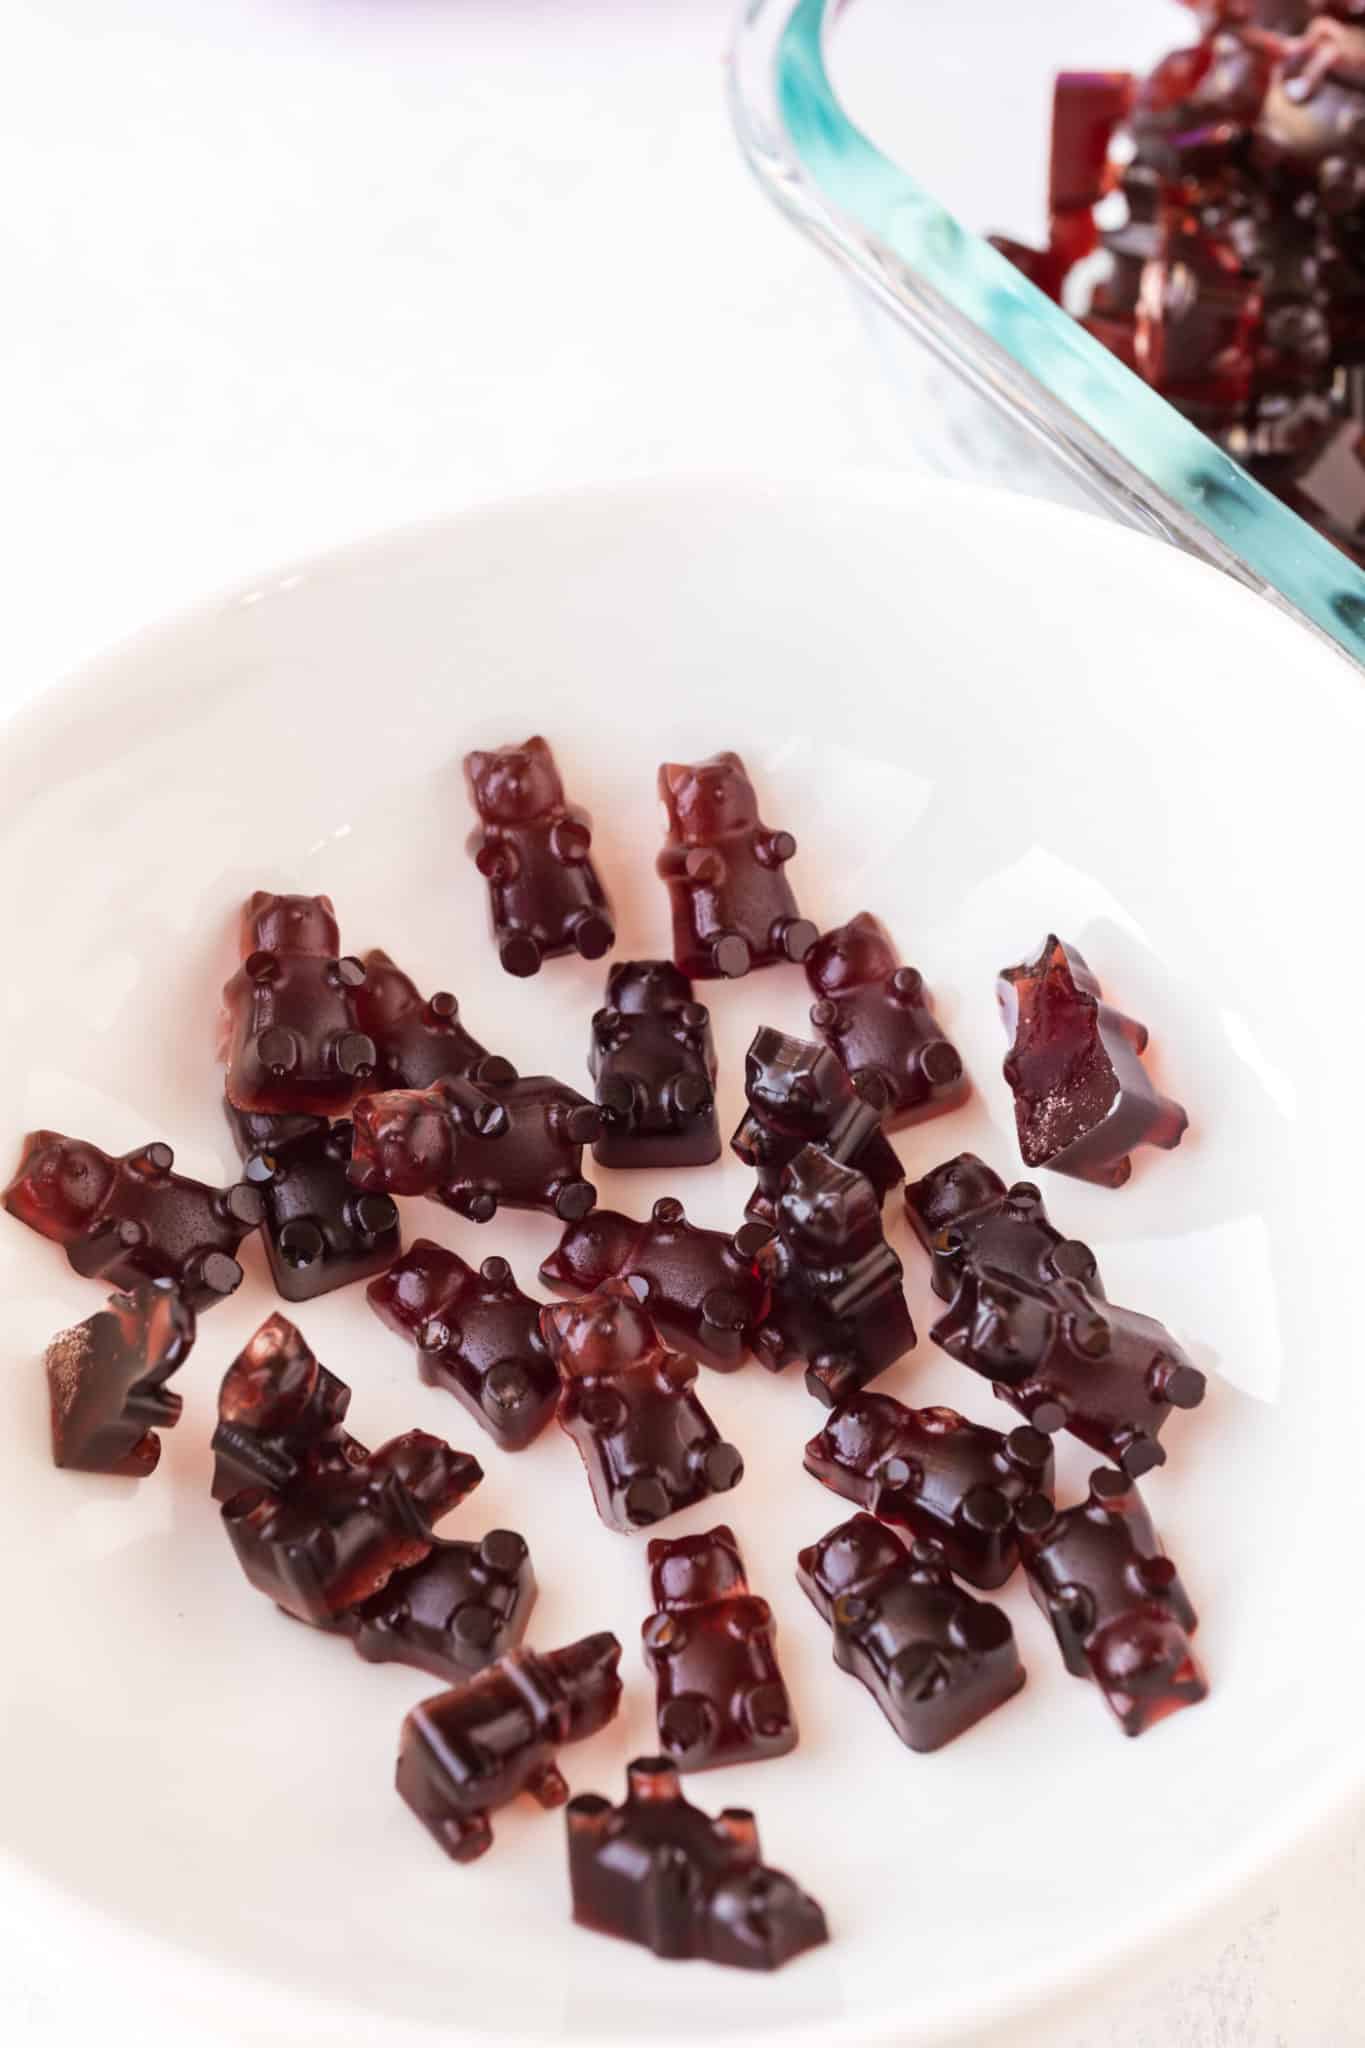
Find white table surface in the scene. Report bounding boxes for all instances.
[3,3,1363,2043]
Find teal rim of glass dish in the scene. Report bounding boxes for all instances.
[765,0,1365,665]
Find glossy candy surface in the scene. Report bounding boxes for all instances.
[642,1525,796,1772]
[1016,1469,1207,1737]
[220,892,377,1115]
[541,1290,743,1533]
[804,1394,1053,1590]
[539,1197,769,1372]
[731,1026,903,1223]
[368,1239,558,1451]
[350,1073,600,1222]
[588,959,719,1168]
[805,913,968,1128]
[226,1105,399,1304]
[656,752,818,979]
[332,1528,535,1682]
[4,1130,263,1311]
[752,1147,915,1407]
[905,1153,1106,1305]
[464,737,615,976]
[998,936,1188,1187]
[356,947,516,1090]
[933,1266,1206,1479]
[798,1514,1024,1752]
[397,1632,624,1862]
[566,1756,828,1970]
[44,1281,195,1477]
[210,1312,357,1502]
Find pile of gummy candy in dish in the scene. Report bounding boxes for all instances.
[6,739,1207,1975]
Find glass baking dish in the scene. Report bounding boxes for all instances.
[728,0,1365,666]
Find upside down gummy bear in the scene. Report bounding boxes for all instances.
[805,913,968,1128]
[997,936,1187,1188]
[588,959,720,1169]
[44,1281,195,1477]
[642,1525,797,1772]
[396,1632,624,1861]
[656,752,817,979]
[219,892,377,1116]
[464,737,616,976]
[566,1757,828,1970]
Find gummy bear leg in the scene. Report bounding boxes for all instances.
[108,1430,163,1479]
[551,1176,597,1222]
[1149,1097,1189,1152]
[851,1066,896,1114]
[805,1353,871,1408]
[443,1810,495,1863]
[658,1692,720,1769]
[776,917,818,965]
[752,1324,794,1374]
[1068,1154,1133,1190]
[570,909,615,961]
[1111,1010,1150,1054]
[596,1074,641,1131]
[700,1286,748,1353]
[1111,1428,1166,1480]
[743,1681,795,1747]
[499,933,542,978]
[527,1761,570,1810]
[181,1248,246,1307]
[446,1185,499,1223]
[709,931,752,979]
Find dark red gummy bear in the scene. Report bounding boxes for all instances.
[463,736,615,976]
[331,1527,536,1683]
[804,1393,1053,1590]
[656,752,818,980]
[797,1514,1024,1752]
[5,1130,263,1311]
[997,936,1187,1188]
[356,947,516,1091]
[540,1289,744,1533]
[368,1239,559,1451]
[905,1152,1106,1306]
[210,1311,357,1502]
[219,892,377,1116]
[539,1197,769,1373]
[44,1281,195,1477]
[1015,1468,1206,1737]
[225,1104,399,1304]
[567,1756,828,1970]
[642,1525,796,1772]
[933,1265,1205,1479]
[588,959,719,1168]
[222,1425,483,1624]
[397,1631,624,1862]
[752,1146,915,1407]
[804,913,968,1129]
[350,1073,600,1222]
[731,1026,903,1224]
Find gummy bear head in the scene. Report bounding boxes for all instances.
[648,1525,745,1608]
[743,1028,846,1140]
[548,1630,625,1739]
[539,1287,658,1381]
[368,1236,471,1332]
[777,1147,882,1266]
[538,1210,639,1295]
[659,752,757,845]
[218,1312,343,1435]
[603,958,694,1016]
[706,1866,829,1971]
[799,1512,904,1602]
[356,948,420,1030]
[1087,1611,1204,1733]
[349,1086,461,1196]
[907,1153,1005,1237]
[805,1392,906,1479]
[464,736,563,825]
[3,1130,115,1243]
[805,912,898,996]
[950,1267,1055,1380]
[242,892,341,958]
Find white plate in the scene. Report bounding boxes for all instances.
[1,476,1361,2048]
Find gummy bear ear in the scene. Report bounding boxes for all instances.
[659,761,688,798]
[715,750,746,773]
[464,750,490,784]
[523,734,550,759]
[316,893,337,919]
[246,889,275,915]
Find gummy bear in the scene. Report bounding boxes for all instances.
[566,1757,828,1970]
[331,1528,536,1683]
[350,1073,601,1223]
[1015,1469,1206,1737]
[219,892,378,1116]
[210,1311,358,1502]
[5,1130,263,1311]
[44,1281,195,1477]
[225,1104,400,1304]
[731,1026,904,1224]
[368,1240,559,1451]
[463,737,616,976]
[804,913,968,1129]
[905,1152,1105,1306]
[751,1146,915,1407]
[396,1631,624,1861]
[797,1514,1024,1752]
[539,1197,770,1373]
[656,752,818,979]
[641,1525,797,1772]
[997,936,1188,1188]
[540,1289,744,1533]
[222,1426,483,1624]
[804,1393,1053,1590]
[932,1265,1205,1479]
[588,960,719,1168]
[355,947,516,1090]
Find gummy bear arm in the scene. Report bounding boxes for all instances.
[473,834,520,883]
[754,829,796,869]
[551,813,592,863]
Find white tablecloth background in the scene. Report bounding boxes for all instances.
[4,3,1363,2041]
